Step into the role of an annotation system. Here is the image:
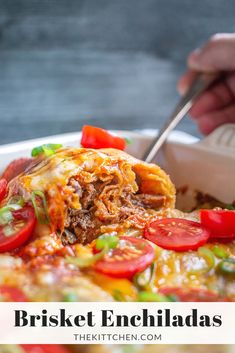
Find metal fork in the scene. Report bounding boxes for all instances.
[144,73,219,163]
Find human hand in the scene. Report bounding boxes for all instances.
[178,33,235,135]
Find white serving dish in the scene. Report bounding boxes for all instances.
[0,125,235,207]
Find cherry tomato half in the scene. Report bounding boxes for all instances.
[21,345,70,353]
[0,206,36,252]
[159,286,230,302]
[0,285,28,301]
[0,178,7,202]
[144,218,210,251]
[2,157,33,182]
[200,209,235,239]
[94,236,155,278]
[81,125,126,150]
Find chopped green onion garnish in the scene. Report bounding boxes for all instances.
[0,203,22,226]
[133,269,151,289]
[7,196,25,208]
[133,263,156,290]
[2,204,22,212]
[3,225,15,237]
[66,247,107,268]
[67,233,120,269]
[95,234,119,251]
[212,245,229,259]
[31,146,44,157]
[198,247,215,270]
[124,137,132,145]
[137,291,170,302]
[0,209,13,225]
[31,190,50,224]
[218,258,235,275]
[112,289,127,302]
[166,294,179,302]
[31,143,63,157]
[63,292,78,302]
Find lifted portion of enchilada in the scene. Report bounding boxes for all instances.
[5,147,175,245]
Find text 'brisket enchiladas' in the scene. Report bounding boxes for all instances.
[0,129,234,309]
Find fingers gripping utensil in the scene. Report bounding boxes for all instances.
[144,73,219,163]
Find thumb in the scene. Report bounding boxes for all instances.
[188,33,235,72]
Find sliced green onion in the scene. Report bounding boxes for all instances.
[133,269,151,289]
[137,291,170,302]
[0,203,23,226]
[212,245,229,259]
[112,289,127,302]
[0,209,13,225]
[95,234,119,251]
[31,146,43,157]
[218,258,235,275]
[66,247,107,268]
[2,204,22,212]
[0,200,25,235]
[63,292,78,302]
[133,263,156,290]
[166,294,179,302]
[41,145,57,157]
[3,225,15,237]
[31,190,50,224]
[7,196,25,208]
[124,137,132,145]
[31,143,63,157]
[198,247,215,270]
[67,233,119,269]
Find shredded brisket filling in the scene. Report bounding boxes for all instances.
[61,177,165,245]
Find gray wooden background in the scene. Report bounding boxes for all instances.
[0,0,235,144]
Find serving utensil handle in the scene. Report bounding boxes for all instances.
[144,73,219,163]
